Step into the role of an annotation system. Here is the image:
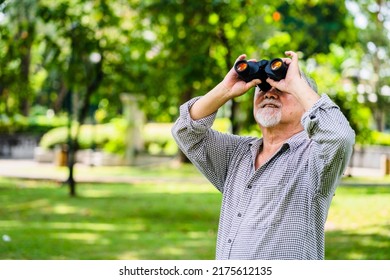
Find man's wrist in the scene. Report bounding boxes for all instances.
[293,83,320,111]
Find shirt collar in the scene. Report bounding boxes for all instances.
[285,130,308,151]
[249,130,308,154]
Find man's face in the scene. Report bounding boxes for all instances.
[253,86,305,128]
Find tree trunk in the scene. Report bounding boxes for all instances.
[65,53,104,196]
[67,140,77,197]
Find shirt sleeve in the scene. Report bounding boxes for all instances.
[301,94,356,195]
[171,97,246,192]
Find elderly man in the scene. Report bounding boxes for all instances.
[172,51,355,260]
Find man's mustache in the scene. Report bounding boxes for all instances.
[259,100,282,108]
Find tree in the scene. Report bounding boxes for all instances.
[134,0,261,161]
[135,0,363,131]
[0,0,38,117]
[277,0,358,56]
[1,0,384,178]
[134,0,287,131]
[344,0,390,132]
[34,0,118,196]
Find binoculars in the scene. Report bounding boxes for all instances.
[234,58,287,92]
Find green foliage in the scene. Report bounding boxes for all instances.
[278,1,357,56]
[143,123,175,155]
[39,123,116,150]
[344,0,390,131]
[39,120,180,156]
[0,114,28,134]
[212,118,231,133]
[370,131,390,146]
[27,114,68,134]
[99,118,127,154]
[38,126,67,148]
[309,46,373,144]
[1,0,388,150]
[0,112,67,134]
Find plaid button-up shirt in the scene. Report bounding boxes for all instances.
[172,94,355,260]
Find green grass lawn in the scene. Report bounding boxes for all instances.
[325,183,390,260]
[0,176,219,260]
[0,165,389,260]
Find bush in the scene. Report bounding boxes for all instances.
[100,119,127,154]
[371,131,390,146]
[0,113,67,135]
[39,119,179,156]
[27,114,68,134]
[39,123,117,150]
[143,123,177,155]
[0,114,28,134]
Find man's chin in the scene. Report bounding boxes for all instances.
[255,112,281,128]
[259,121,280,128]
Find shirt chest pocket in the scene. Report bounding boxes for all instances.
[245,183,286,229]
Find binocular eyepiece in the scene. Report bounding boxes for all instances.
[234,58,287,92]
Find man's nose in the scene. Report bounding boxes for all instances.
[264,87,280,99]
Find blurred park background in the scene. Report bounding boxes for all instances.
[0,0,389,259]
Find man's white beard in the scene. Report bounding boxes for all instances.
[255,107,282,127]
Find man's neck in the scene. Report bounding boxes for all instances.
[261,124,303,151]
[255,124,303,170]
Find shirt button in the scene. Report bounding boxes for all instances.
[247,185,252,189]
[237,213,242,217]
[228,239,232,243]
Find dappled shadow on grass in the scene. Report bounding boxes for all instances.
[1,222,218,260]
[325,225,390,260]
[0,180,220,260]
[3,179,390,260]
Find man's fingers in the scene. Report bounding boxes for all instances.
[266,78,277,87]
[285,50,297,58]
[235,54,247,63]
[281,58,292,65]
[284,50,300,76]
